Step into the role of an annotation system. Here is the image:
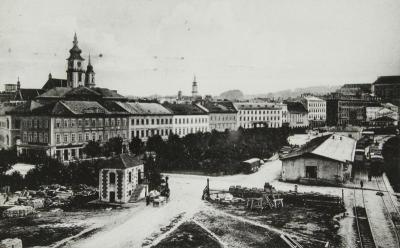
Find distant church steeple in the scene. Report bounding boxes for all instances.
[192,75,198,97]
[85,54,96,88]
[17,77,21,90]
[66,33,85,88]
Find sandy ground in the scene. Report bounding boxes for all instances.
[57,134,399,247]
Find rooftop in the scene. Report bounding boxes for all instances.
[373,76,400,85]
[286,102,308,113]
[119,102,172,115]
[233,102,282,110]
[199,101,237,113]
[282,134,356,163]
[101,154,144,169]
[162,102,206,115]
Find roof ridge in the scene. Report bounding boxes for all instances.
[58,101,78,115]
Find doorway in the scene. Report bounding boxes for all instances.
[109,192,115,203]
[305,166,317,179]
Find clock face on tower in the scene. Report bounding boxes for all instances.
[77,61,81,67]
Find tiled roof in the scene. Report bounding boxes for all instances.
[101,154,144,169]
[15,89,45,101]
[373,76,400,85]
[162,102,207,115]
[42,78,68,90]
[233,102,282,110]
[119,102,172,115]
[100,101,130,115]
[200,101,237,113]
[371,116,397,122]
[286,102,308,113]
[91,88,126,99]
[303,96,324,101]
[37,87,71,99]
[58,101,110,115]
[282,134,356,163]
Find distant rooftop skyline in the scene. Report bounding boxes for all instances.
[1,0,400,96]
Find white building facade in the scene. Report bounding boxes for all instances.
[118,102,173,141]
[234,102,283,129]
[302,96,326,127]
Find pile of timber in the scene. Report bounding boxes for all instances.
[229,185,343,207]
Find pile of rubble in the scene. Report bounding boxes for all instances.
[6,184,98,211]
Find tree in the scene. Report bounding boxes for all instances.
[0,148,17,175]
[143,155,162,190]
[129,137,144,155]
[146,135,165,155]
[382,136,400,191]
[104,137,123,156]
[83,140,101,158]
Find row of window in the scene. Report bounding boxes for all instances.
[131,118,172,126]
[55,131,127,144]
[22,119,49,129]
[210,115,236,121]
[132,128,172,139]
[174,117,208,125]
[309,103,325,108]
[55,118,128,129]
[22,132,49,144]
[309,108,325,113]
[239,123,282,128]
[174,126,208,136]
[239,110,281,115]
[239,116,280,121]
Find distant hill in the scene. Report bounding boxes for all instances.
[219,89,244,100]
[247,85,341,100]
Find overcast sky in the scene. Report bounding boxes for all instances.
[1,0,400,96]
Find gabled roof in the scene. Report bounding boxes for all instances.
[373,76,400,85]
[286,102,308,113]
[282,134,356,163]
[90,88,126,100]
[119,102,172,115]
[42,78,68,90]
[371,116,397,122]
[200,101,237,113]
[37,87,71,99]
[100,101,130,115]
[14,89,45,101]
[162,102,207,115]
[101,154,144,169]
[58,101,110,115]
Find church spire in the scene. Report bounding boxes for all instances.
[73,32,78,46]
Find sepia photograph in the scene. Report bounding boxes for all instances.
[0,0,400,247]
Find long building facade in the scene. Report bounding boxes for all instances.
[234,102,283,129]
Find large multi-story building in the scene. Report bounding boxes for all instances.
[163,103,209,137]
[301,96,326,127]
[338,84,372,96]
[234,102,283,129]
[285,102,309,128]
[10,98,130,161]
[326,94,380,126]
[365,106,398,123]
[0,103,21,149]
[5,34,132,161]
[372,76,400,106]
[196,101,237,132]
[118,102,173,141]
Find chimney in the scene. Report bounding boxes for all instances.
[48,73,52,79]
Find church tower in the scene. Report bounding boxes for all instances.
[192,75,198,97]
[66,33,85,88]
[85,54,96,88]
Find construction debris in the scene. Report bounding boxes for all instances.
[0,238,22,248]
[2,205,35,218]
